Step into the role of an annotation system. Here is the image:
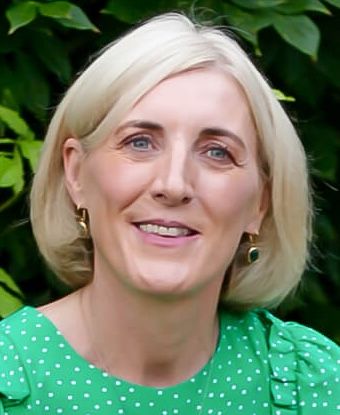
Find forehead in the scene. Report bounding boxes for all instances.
[132,67,249,111]
[120,68,257,151]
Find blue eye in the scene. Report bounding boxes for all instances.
[207,147,229,160]
[128,136,152,151]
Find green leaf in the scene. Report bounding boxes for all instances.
[0,62,22,113]
[39,2,99,31]
[12,148,24,194]
[0,156,13,186]
[102,0,178,24]
[223,4,275,45]
[6,1,38,34]
[0,138,15,144]
[13,53,50,119]
[30,31,72,82]
[0,88,19,112]
[0,144,24,191]
[0,268,23,318]
[273,14,320,57]
[0,106,34,139]
[230,0,285,9]
[275,0,330,14]
[324,0,340,7]
[18,140,43,172]
[0,149,24,192]
[0,268,23,297]
[272,88,295,102]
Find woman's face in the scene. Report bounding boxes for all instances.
[64,68,267,298]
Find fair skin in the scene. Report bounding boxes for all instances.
[41,67,267,387]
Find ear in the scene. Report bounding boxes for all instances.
[63,138,86,207]
[245,181,270,235]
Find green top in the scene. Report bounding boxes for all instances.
[0,306,339,414]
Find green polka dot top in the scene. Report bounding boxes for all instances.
[0,306,339,414]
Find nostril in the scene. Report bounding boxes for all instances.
[153,192,192,204]
[182,196,191,204]
[151,187,193,206]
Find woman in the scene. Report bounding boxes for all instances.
[0,13,338,415]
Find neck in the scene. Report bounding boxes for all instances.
[78,275,221,387]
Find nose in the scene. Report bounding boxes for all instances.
[151,146,194,206]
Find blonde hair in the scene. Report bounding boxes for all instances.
[30,13,312,309]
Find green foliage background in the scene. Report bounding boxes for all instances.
[0,0,339,342]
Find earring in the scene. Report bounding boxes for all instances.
[76,205,90,238]
[247,233,260,264]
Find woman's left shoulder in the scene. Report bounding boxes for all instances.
[252,308,340,413]
[253,307,340,359]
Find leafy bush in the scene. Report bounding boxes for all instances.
[0,0,339,342]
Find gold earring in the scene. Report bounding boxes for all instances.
[76,205,89,238]
[247,233,260,264]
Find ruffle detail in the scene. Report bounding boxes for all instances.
[0,330,30,410]
[258,309,340,415]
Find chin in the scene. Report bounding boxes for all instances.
[132,271,197,298]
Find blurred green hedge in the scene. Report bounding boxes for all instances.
[0,0,339,342]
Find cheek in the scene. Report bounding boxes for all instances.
[82,156,153,213]
[202,170,260,225]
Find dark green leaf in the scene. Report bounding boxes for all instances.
[39,1,99,31]
[273,14,320,57]
[102,0,177,24]
[30,31,72,82]
[324,0,340,7]
[18,140,43,172]
[275,0,330,14]
[223,4,275,45]
[0,88,19,112]
[317,42,340,88]
[230,0,285,9]
[13,53,50,119]
[0,106,34,139]
[6,1,38,34]
[0,61,20,108]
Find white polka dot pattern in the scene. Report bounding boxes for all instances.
[0,307,339,414]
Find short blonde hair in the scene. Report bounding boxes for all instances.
[30,13,312,309]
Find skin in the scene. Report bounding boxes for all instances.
[41,67,267,386]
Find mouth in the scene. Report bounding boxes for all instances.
[132,221,199,238]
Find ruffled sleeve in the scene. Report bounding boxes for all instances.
[259,310,340,415]
[0,330,30,413]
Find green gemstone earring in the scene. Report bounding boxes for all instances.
[247,233,260,264]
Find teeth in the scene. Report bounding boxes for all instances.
[139,224,190,237]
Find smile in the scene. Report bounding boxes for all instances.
[133,221,200,248]
[138,223,191,237]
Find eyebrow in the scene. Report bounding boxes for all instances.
[115,120,163,134]
[116,120,246,148]
[199,127,246,148]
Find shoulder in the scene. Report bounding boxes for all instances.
[254,308,340,413]
[218,307,339,413]
[252,307,339,361]
[0,307,32,409]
